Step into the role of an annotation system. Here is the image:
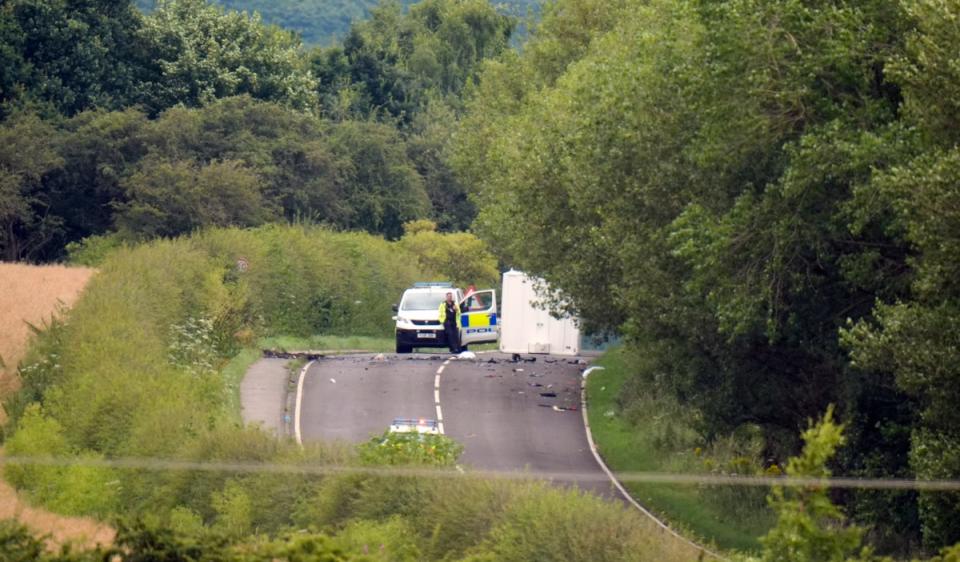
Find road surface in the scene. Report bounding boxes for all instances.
[298,352,617,497]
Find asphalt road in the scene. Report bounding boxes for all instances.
[298,352,618,497]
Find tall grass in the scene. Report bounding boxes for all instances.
[3,226,712,560]
[587,346,775,552]
[3,225,421,519]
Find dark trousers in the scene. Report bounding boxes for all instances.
[444,322,460,353]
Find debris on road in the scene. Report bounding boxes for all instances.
[329,378,336,383]
[582,366,605,378]
[263,348,324,360]
[372,353,386,362]
[528,382,543,387]
[458,351,477,359]
[513,368,524,372]
[539,392,557,398]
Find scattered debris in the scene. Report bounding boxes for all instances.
[552,405,578,412]
[329,378,336,383]
[484,374,497,378]
[524,357,537,363]
[539,392,557,398]
[527,372,542,377]
[528,382,543,387]
[511,353,522,363]
[372,353,386,362]
[486,358,498,364]
[262,349,324,360]
[458,350,477,359]
[582,366,605,378]
[513,368,524,373]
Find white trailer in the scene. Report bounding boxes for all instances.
[499,270,580,356]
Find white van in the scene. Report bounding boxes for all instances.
[392,282,499,353]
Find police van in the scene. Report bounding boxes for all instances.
[392,282,499,353]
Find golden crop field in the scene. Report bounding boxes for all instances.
[0,263,113,550]
[0,262,95,406]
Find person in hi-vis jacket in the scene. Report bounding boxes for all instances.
[438,292,461,353]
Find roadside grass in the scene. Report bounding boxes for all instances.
[586,346,774,553]
[258,335,394,353]
[221,349,264,424]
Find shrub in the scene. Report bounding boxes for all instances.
[357,432,463,467]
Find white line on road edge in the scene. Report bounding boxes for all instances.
[294,360,316,447]
[579,370,723,561]
[435,363,445,434]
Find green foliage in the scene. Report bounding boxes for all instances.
[758,406,864,562]
[116,158,271,240]
[398,220,499,288]
[310,0,514,124]
[139,0,318,114]
[334,517,421,561]
[456,0,960,552]
[586,346,774,551]
[3,315,68,433]
[0,0,150,117]
[0,111,63,260]
[357,431,463,467]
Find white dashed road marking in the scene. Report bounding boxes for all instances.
[435,362,446,434]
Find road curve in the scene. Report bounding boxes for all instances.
[298,352,617,498]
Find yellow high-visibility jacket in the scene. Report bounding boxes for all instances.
[438,300,461,326]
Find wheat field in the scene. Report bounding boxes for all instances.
[0,263,95,406]
[0,263,114,550]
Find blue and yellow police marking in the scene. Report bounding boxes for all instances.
[461,313,497,328]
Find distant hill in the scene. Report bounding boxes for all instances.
[135,0,538,47]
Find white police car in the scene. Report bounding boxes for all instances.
[392,282,499,353]
[389,418,440,435]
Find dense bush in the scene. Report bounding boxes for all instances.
[3,224,496,523]
[456,0,960,552]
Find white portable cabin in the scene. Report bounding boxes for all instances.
[499,270,580,356]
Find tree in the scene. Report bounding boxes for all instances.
[398,219,498,288]
[756,407,864,562]
[328,120,430,239]
[0,112,63,261]
[116,158,272,239]
[138,0,318,114]
[3,0,151,116]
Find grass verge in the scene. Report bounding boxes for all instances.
[586,346,774,553]
[258,335,394,353]
[221,348,264,424]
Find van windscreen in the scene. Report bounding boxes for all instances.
[401,292,446,311]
